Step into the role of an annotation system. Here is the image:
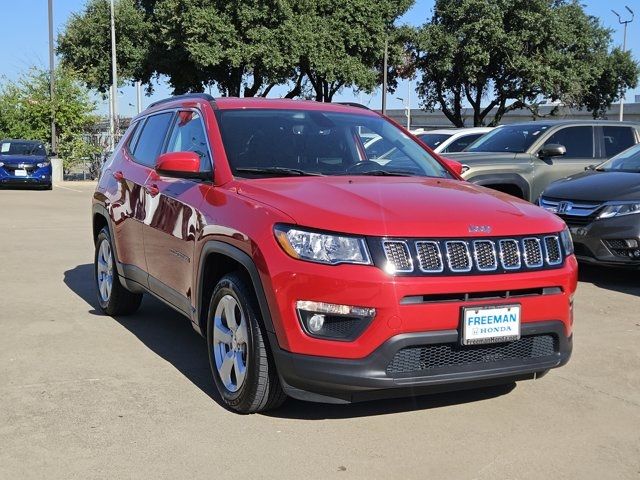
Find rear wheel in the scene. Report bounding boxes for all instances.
[207,273,286,413]
[94,227,142,316]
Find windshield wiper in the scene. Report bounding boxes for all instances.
[354,170,416,177]
[235,167,324,177]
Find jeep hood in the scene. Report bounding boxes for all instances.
[236,177,563,237]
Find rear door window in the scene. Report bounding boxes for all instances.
[132,112,174,167]
[544,126,595,159]
[602,126,636,157]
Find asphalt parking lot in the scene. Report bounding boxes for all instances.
[0,183,639,479]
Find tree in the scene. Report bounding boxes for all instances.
[0,67,100,169]
[57,0,151,93]
[413,0,640,126]
[58,0,414,102]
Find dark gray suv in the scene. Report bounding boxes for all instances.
[445,120,640,202]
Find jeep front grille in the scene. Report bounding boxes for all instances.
[378,234,564,275]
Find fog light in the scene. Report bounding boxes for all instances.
[296,301,376,341]
[307,314,325,332]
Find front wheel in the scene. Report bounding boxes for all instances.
[94,227,142,316]
[207,273,286,413]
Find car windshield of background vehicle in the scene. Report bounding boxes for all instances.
[0,141,45,156]
[416,133,451,149]
[216,109,450,178]
[466,125,550,153]
[597,143,640,172]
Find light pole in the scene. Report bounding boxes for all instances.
[396,96,410,129]
[110,0,118,149]
[382,37,388,115]
[48,0,56,154]
[612,6,634,121]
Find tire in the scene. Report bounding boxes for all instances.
[94,226,143,316]
[207,272,286,413]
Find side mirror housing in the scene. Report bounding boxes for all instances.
[539,144,566,158]
[585,164,596,171]
[442,158,465,176]
[156,151,204,179]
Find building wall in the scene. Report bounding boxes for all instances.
[384,102,640,130]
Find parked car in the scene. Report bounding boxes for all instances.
[414,127,493,153]
[92,94,576,413]
[445,120,640,202]
[0,139,52,189]
[540,142,640,267]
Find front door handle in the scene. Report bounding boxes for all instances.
[113,170,124,181]
[145,184,160,197]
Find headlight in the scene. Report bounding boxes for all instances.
[274,225,372,265]
[598,203,640,219]
[0,161,4,167]
[560,227,574,255]
[37,161,51,168]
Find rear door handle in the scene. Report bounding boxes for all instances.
[113,170,124,181]
[145,184,159,197]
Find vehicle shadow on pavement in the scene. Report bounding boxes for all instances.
[63,264,225,407]
[64,263,516,419]
[578,264,640,296]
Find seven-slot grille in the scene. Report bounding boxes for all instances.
[381,235,563,275]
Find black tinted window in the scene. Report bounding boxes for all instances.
[603,126,636,157]
[544,126,594,159]
[444,133,484,153]
[417,133,451,149]
[165,111,211,171]
[132,112,173,167]
[467,125,550,153]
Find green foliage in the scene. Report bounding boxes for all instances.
[58,0,413,102]
[0,67,98,169]
[58,0,152,93]
[414,0,640,126]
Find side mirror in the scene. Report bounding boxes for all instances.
[156,151,204,179]
[442,158,467,176]
[585,164,596,171]
[539,144,566,158]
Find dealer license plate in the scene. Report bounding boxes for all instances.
[14,169,27,177]
[462,304,521,345]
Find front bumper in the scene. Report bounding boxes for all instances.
[271,321,571,403]
[0,167,52,187]
[569,215,640,268]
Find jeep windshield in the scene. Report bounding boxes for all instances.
[0,141,46,156]
[216,109,450,178]
[466,125,550,153]
[597,143,640,172]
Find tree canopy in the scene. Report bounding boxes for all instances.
[413,0,640,126]
[0,68,100,168]
[58,0,413,102]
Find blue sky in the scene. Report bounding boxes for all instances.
[0,0,637,116]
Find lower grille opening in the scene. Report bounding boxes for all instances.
[401,287,562,305]
[386,334,558,377]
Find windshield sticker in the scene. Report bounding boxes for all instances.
[0,143,9,153]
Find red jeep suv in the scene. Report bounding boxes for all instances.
[92,94,576,413]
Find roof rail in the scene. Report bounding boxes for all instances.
[335,102,370,110]
[148,93,216,109]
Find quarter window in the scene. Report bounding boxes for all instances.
[165,111,211,171]
[443,133,484,153]
[131,112,174,167]
[602,126,636,157]
[544,126,594,159]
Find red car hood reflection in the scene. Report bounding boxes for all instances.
[236,176,564,237]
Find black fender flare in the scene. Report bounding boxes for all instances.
[196,241,275,335]
[466,173,531,201]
